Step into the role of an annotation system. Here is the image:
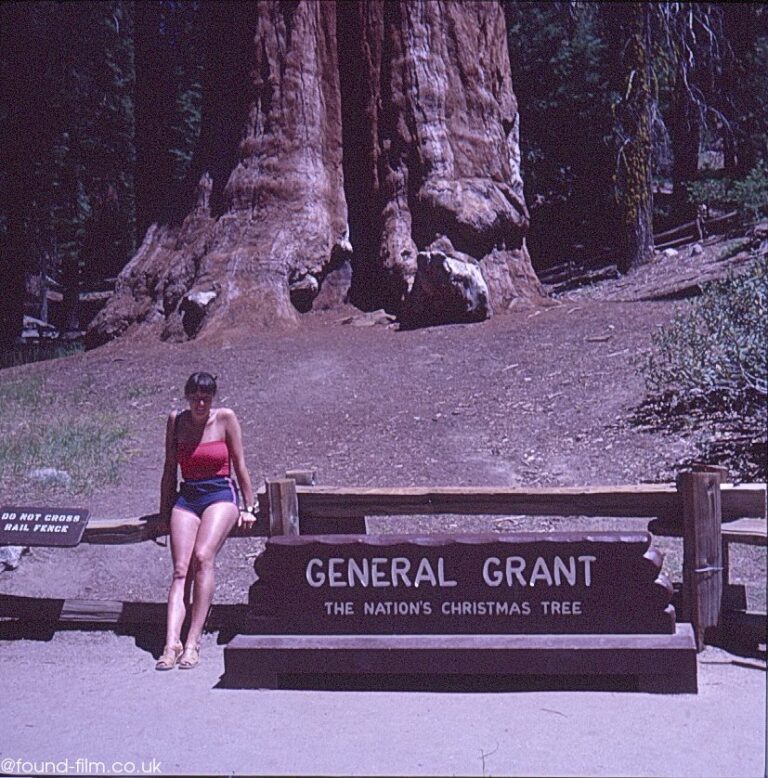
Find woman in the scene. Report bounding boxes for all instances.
[156,372,257,670]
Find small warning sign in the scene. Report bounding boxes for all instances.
[0,506,89,547]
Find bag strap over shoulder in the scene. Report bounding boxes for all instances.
[171,410,181,451]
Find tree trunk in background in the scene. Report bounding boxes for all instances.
[720,4,763,179]
[670,88,701,223]
[134,2,205,233]
[133,1,167,237]
[0,223,26,350]
[87,0,544,346]
[614,3,654,274]
[0,2,49,348]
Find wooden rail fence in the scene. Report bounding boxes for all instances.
[539,209,747,289]
[3,466,766,651]
[653,210,742,251]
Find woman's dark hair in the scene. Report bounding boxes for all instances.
[184,372,217,396]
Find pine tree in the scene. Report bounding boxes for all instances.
[719,4,768,177]
[605,2,655,273]
[0,2,54,347]
[0,1,136,342]
[134,0,203,233]
[504,2,616,267]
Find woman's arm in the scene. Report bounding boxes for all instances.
[223,408,256,525]
[159,411,178,521]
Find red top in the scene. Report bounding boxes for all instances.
[177,440,230,480]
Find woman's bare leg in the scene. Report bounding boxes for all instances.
[165,507,200,648]
[185,501,239,648]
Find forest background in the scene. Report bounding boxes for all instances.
[0,0,766,349]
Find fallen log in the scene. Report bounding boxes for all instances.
[606,252,758,302]
[547,265,620,294]
[654,219,698,242]
[655,232,698,251]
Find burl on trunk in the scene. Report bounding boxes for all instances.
[87,0,544,347]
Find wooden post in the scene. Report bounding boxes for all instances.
[285,468,317,486]
[690,465,731,595]
[265,479,299,536]
[678,467,725,650]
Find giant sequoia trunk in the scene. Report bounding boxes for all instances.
[87,0,544,347]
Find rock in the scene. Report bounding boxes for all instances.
[400,250,492,328]
[28,467,72,489]
[0,545,27,571]
[179,289,218,338]
[314,260,352,310]
[690,243,704,256]
[341,309,396,327]
[663,248,680,258]
[289,275,320,313]
[186,289,217,309]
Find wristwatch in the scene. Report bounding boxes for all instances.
[242,504,258,516]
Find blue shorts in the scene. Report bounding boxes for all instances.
[175,477,238,519]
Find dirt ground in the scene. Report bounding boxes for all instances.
[0,244,766,777]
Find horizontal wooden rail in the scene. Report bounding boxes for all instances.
[296,484,679,519]
[650,517,767,547]
[704,210,739,227]
[83,517,165,544]
[68,483,765,543]
[295,483,765,521]
[82,514,268,544]
[720,484,768,520]
[654,219,698,242]
[655,233,698,251]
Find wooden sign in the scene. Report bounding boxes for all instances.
[252,531,675,635]
[0,506,90,547]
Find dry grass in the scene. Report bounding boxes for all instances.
[0,373,131,495]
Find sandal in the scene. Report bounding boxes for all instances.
[178,645,200,669]
[155,642,183,671]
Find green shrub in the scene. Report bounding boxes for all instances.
[686,162,768,221]
[730,161,768,222]
[643,258,768,404]
[685,176,732,213]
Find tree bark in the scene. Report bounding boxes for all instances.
[339,0,543,319]
[87,0,544,346]
[670,87,701,223]
[614,2,655,274]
